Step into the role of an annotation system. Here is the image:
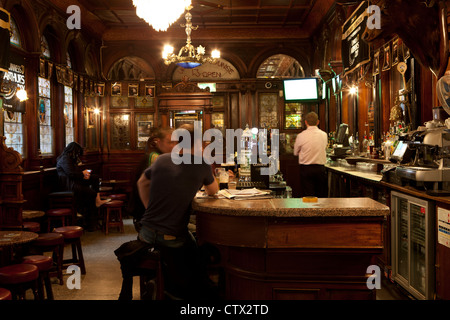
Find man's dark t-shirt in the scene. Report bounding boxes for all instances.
[140,153,214,237]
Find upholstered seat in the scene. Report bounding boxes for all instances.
[46,208,72,232]
[53,226,86,275]
[0,264,39,300]
[22,255,54,300]
[102,200,124,235]
[31,233,64,285]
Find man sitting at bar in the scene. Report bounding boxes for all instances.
[293,111,328,197]
[137,124,218,299]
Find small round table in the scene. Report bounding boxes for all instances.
[0,231,39,267]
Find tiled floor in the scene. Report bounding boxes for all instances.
[42,218,410,301]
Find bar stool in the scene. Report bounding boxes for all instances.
[22,255,54,300]
[0,264,39,300]
[46,208,72,232]
[0,288,12,300]
[53,226,86,275]
[30,233,64,285]
[48,191,76,224]
[137,249,164,300]
[102,200,124,235]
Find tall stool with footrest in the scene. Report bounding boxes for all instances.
[48,191,76,224]
[21,255,54,300]
[53,226,86,275]
[102,200,124,235]
[46,208,72,232]
[0,264,39,300]
[30,233,64,285]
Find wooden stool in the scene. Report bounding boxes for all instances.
[0,264,39,300]
[103,200,124,235]
[0,288,12,300]
[53,226,86,275]
[48,191,76,224]
[31,233,64,285]
[137,249,164,300]
[46,208,72,232]
[22,255,54,300]
[23,221,40,233]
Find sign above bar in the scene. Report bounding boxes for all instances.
[173,58,240,82]
[341,1,370,74]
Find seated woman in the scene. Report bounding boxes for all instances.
[56,142,109,231]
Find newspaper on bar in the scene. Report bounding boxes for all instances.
[196,188,272,200]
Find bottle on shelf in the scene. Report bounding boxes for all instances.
[362,133,369,157]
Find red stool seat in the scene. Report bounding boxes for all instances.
[104,200,123,207]
[53,226,86,275]
[47,208,72,232]
[47,208,72,217]
[22,255,53,272]
[110,194,127,201]
[0,288,12,300]
[23,221,41,233]
[53,226,83,239]
[22,255,54,300]
[0,264,39,284]
[33,232,64,246]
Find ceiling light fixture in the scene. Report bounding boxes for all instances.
[162,5,220,69]
[132,0,191,32]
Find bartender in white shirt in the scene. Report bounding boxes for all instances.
[293,111,328,197]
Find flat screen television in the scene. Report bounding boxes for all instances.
[283,78,320,102]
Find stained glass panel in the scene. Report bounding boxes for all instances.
[10,17,21,47]
[111,114,131,150]
[64,86,74,145]
[4,111,23,155]
[259,93,278,128]
[39,77,53,154]
[41,36,50,59]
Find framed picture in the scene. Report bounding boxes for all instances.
[382,43,391,71]
[96,83,105,97]
[145,85,155,97]
[88,109,95,128]
[128,83,139,97]
[111,83,121,96]
[373,50,380,76]
[392,38,399,66]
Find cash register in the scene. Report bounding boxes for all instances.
[333,123,350,157]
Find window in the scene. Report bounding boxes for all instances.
[10,17,21,47]
[64,86,74,145]
[3,111,23,155]
[38,35,53,154]
[38,77,52,154]
[4,16,24,155]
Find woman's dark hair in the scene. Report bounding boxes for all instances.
[57,142,84,163]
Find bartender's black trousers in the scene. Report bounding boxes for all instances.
[299,164,327,198]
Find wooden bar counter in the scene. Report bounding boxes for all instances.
[193,197,390,300]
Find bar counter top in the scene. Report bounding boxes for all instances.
[192,197,389,217]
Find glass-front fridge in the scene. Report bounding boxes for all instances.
[391,191,435,300]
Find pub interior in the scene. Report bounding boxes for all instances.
[0,0,450,304]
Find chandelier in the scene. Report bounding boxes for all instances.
[132,0,191,32]
[162,6,220,69]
